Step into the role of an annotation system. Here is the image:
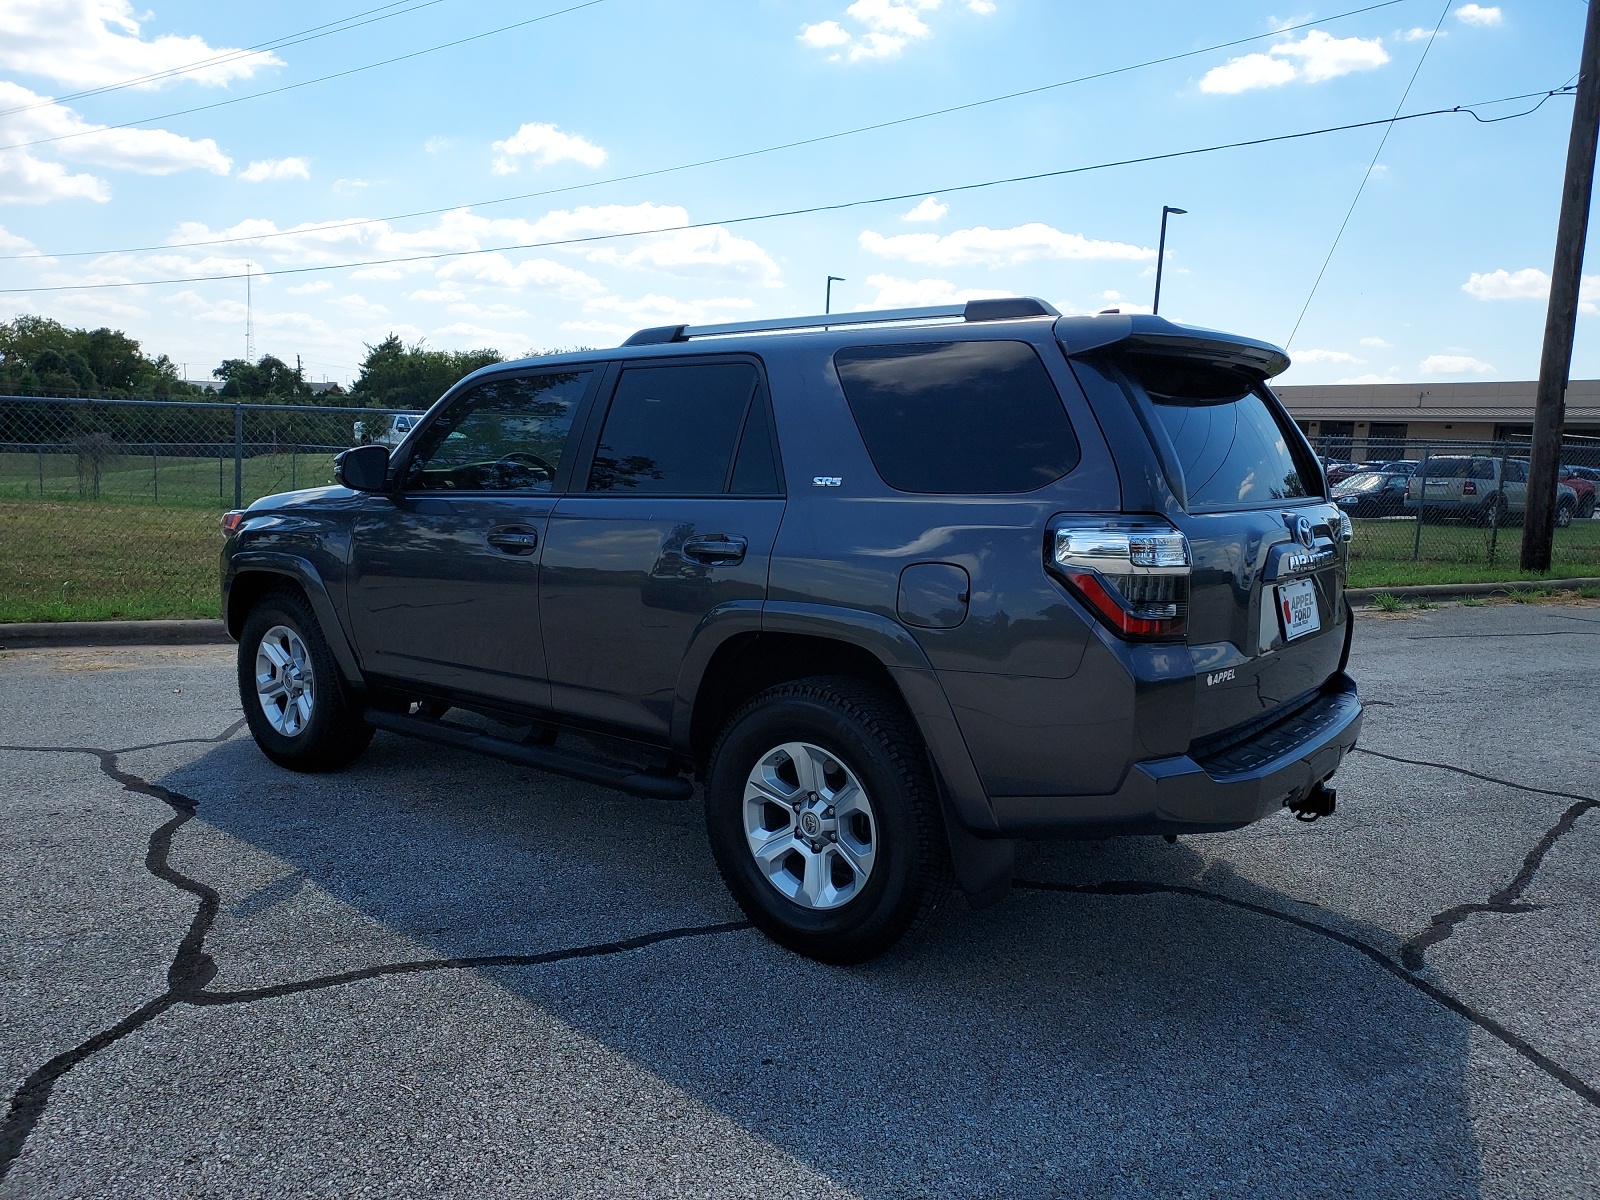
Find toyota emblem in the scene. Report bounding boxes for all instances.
[1284,513,1315,549]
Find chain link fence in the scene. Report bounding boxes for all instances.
[0,396,421,622]
[3,398,1600,622]
[1322,437,1600,589]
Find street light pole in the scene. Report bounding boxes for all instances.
[1152,206,1186,316]
[826,276,846,315]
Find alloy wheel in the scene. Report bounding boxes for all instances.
[742,741,877,910]
[255,624,315,737]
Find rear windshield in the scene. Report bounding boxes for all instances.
[834,340,1079,494]
[1419,458,1490,480]
[1125,357,1312,508]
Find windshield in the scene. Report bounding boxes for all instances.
[1335,472,1387,494]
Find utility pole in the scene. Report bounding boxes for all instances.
[244,265,255,363]
[1152,206,1186,315]
[826,275,845,314]
[1523,2,1600,570]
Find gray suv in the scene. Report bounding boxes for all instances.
[221,299,1361,962]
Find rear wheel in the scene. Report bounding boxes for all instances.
[1557,499,1575,529]
[705,676,953,964]
[238,590,373,772]
[1581,494,1596,519]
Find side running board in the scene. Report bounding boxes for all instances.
[363,708,694,801]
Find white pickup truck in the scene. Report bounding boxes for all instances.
[351,413,422,448]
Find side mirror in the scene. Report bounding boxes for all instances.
[334,444,390,492]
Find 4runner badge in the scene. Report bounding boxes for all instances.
[1206,669,1236,686]
[812,476,842,487]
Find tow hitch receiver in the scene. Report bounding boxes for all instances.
[1288,782,1337,822]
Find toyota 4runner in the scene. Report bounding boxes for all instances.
[221,298,1362,963]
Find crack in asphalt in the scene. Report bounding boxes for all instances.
[0,732,747,1180]
[1354,748,1599,970]
[1013,878,1600,1111]
[4,730,1597,1180]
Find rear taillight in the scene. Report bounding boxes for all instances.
[1462,480,1477,496]
[221,510,246,537]
[1050,519,1191,640]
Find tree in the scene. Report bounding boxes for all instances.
[0,315,201,398]
[349,334,502,410]
[212,354,314,401]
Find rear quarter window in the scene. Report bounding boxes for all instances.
[833,340,1079,494]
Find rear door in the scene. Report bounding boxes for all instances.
[538,357,784,736]
[1114,354,1348,741]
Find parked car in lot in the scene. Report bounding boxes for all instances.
[352,412,422,448]
[1323,459,1362,485]
[1333,468,1411,517]
[221,301,1361,963]
[1560,465,1598,518]
[1404,455,1578,526]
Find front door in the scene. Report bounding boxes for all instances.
[540,357,785,735]
[348,367,593,709]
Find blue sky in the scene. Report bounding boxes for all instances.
[0,0,1591,386]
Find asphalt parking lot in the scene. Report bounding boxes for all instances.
[1,602,1597,1198]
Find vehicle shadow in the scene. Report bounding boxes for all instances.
[161,733,1483,1199]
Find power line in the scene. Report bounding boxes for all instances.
[0,93,1568,296]
[0,0,451,120]
[0,0,1417,264]
[1284,0,1451,348]
[0,0,608,157]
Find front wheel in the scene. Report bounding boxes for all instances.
[705,677,953,964]
[238,590,373,772]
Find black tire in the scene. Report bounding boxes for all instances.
[1557,500,1575,529]
[238,589,373,772]
[705,676,954,964]
[1478,494,1507,527]
[1581,495,1596,520]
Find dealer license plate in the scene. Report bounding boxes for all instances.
[1277,577,1320,641]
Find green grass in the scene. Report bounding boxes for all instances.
[1347,515,1600,588]
[0,500,221,622]
[0,451,338,509]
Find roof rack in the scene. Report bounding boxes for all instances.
[621,296,1059,347]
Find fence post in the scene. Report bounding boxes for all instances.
[233,403,244,509]
[152,449,159,502]
[291,448,297,490]
[1413,446,1430,561]
[1489,442,1508,563]
[36,449,44,498]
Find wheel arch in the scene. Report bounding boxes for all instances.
[225,553,364,689]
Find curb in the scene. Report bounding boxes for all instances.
[0,619,231,650]
[1347,577,1600,605]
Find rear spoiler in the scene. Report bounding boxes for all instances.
[1054,314,1290,380]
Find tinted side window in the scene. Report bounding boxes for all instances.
[588,362,758,494]
[834,341,1079,494]
[1131,359,1310,508]
[729,385,781,494]
[405,371,587,492]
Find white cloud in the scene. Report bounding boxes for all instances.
[239,157,309,183]
[586,226,782,284]
[1334,372,1402,385]
[1200,29,1389,94]
[333,293,388,317]
[1396,27,1444,42]
[1420,354,1493,375]
[424,136,453,154]
[1360,336,1390,347]
[437,254,605,297]
[0,224,35,253]
[1455,5,1502,27]
[800,0,993,62]
[1294,348,1364,364]
[1463,267,1600,314]
[0,80,230,200]
[1095,290,1151,315]
[286,280,332,295]
[582,293,759,325]
[902,196,948,222]
[0,0,281,89]
[491,123,606,174]
[332,178,367,196]
[860,221,1153,267]
[855,274,1006,308]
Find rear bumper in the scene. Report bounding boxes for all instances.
[988,673,1362,837]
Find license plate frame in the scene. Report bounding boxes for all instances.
[1277,577,1320,642]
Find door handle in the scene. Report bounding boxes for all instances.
[486,526,540,555]
[681,534,747,564]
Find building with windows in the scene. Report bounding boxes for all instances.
[1274,378,1600,461]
